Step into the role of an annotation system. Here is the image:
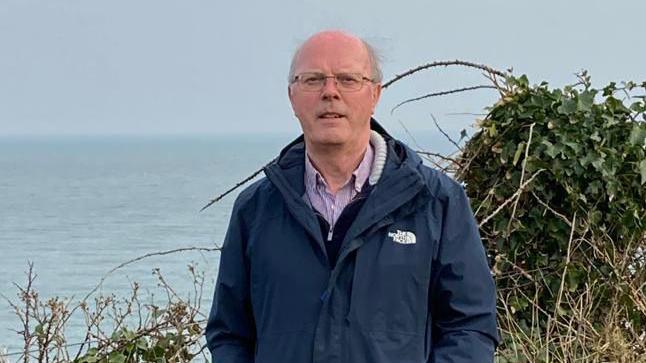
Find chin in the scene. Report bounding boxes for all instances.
[309,129,349,147]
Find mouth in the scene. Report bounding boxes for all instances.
[317,112,346,119]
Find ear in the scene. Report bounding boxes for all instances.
[371,83,382,112]
[288,85,299,116]
[287,84,294,106]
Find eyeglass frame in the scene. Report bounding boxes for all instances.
[290,72,377,92]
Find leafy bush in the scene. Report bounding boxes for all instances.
[457,73,645,361]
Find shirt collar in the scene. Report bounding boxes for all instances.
[304,143,374,194]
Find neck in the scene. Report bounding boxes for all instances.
[306,137,370,194]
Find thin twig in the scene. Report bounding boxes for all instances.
[393,118,453,170]
[24,263,34,363]
[478,169,545,227]
[444,112,488,117]
[390,85,497,114]
[200,159,275,212]
[505,123,535,236]
[5,262,38,363]
[484,71,509,97]
[396,117,424,151]
[73,298,111,361]
[0,341,102,359]
[546,213,577,353]
[414,150,459,164]
[431,114,463,151]
[531,191,572,227]
[80,247,221,304]
[496,254,535,281]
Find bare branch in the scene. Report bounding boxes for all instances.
[200,159,275,212]
[414,150,459,165]
[478,169,545,227]
[545,213,578,349]
[431,114,463,151]
[81,246,221,303]
[382,59,507,89]
[531,191,572,227]
[505,123,535,235]
[390,85,497,114]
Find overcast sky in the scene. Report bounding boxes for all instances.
[1,0,644,136]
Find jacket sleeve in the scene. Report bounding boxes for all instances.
[429,184,499,363]
[205,199,256,363]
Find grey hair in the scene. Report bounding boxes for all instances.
[287,36,383,84]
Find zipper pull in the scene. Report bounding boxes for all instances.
[327,227,333,241]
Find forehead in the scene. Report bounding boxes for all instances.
[293,34,370,73]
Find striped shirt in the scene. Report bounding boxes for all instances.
[304,144,374,227]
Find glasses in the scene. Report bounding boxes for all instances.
[291,72,375,92]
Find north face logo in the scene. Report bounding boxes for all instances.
[388,230,416,244]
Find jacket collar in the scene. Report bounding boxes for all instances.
[264,118,430,265]
[266,118,404,197]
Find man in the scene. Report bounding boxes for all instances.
[206,30,498,362]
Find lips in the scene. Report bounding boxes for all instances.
[318,112,345,119]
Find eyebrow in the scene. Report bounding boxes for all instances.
[298,70,364,75]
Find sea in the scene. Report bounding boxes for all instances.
[0,130,454,359]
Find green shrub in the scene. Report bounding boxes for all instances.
[457,73,645,361]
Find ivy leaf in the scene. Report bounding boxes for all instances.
[640,160,646,185]
[602,114,619,127]
[123,329,135,340]
[557,99,577,115]
[542,140,559,159]
[567,267,585,292]
[579,151,596,167]
[589,131,602,142]
[628,124,646,146]
[108,352,126,363]
[577,90,596,112]
[591,155,605,172]
[80,353,99,363]
[513,141,526,166]
[630,101,645,113]
[602,82,617,96]
[136,338,148,350]
[585,180,602,195]
[563,141,582,154]
[489,124,498,137]
[605,96,632,114]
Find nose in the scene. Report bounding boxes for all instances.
[320,76,341,100]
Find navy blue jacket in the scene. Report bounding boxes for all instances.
[206,121,498,362]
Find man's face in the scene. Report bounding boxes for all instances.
[288,33,381,149]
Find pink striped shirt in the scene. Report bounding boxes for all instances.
[304,144,374,227]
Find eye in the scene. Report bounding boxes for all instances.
[336,73,361,86]
[301,73,324,85]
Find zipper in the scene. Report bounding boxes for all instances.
[317,193,368,243]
